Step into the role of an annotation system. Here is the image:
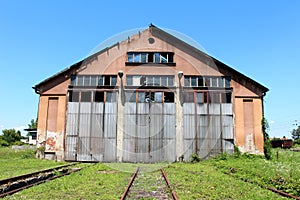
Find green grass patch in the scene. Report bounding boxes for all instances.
[4,163,131,200]
[0,147,65,179]
[211,150,300,197]
[164,162,287,199]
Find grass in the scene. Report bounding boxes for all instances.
[165,162,287,199]
[0,147,66,179]
[211,149,300,196]
[1,148,300,199]
[4,163,132,200]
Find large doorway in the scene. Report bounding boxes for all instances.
[123,91,176,163]
[183,91,234,160]
[65,91,117,162]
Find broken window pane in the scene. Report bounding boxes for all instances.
[95,92,104,102]
[164,92,174,102]
[161,53,168,63]
[71,75,76,86]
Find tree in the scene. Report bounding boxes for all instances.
[28,118,37,129]
[0,129,22,146]
[262,117,272,160]
[291,125,300,140]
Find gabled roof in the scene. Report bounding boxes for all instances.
[34,24,269,95]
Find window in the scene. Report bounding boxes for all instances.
[128,53,133,62]
[184,76,231,88]
[210,93,220,103]
[106,92,117,102]
[91,76,97,86]
[141,53,147,62]
[221,92,232,103]
[167,76,174,86]
[125,92,136,102]
[81,91,92,102]
[98,76,103,86]
[70,75,117,86]
[95,92,104,102]
[71,75,76,86]
[183,92,194,102]
[191,76,197,86]
[126,52,174,64]
[198,77,204,87]
[225,77,231,88]
[69,91,80,102]
[164,92,174,102]
[77,76,84,86]
[126,75,174,87]
[196,92,204,103]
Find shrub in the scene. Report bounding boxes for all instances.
[262,117,272,160]
[0,138,9,147]
[190,153,201,163]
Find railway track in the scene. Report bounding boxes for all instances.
[121,167,178,200]
[0,163,80,198]
[223,168,300,200]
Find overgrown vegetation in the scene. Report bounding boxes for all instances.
[0,148,64,179]
[1,148,299,199]
[0,129,25,147]
[262,117,272,160]
[211,149,300,197]
[4,163,132,200]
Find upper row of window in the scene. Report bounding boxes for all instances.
[184,76,231,88]
[70,75,231,88]
[127,52,174,63]
[71,75,117,86]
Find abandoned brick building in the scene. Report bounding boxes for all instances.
[33,25,268,162]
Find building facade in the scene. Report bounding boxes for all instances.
[34,25,268,162]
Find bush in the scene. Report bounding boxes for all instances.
[190,153,201,163]
[13,141,25,146]
[262,117,272,160]
[0,138,9,147]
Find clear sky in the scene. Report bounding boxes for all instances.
[0,0,299,138]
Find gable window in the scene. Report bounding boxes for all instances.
[126,52,175,65]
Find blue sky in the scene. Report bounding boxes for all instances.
[0,0,299,138]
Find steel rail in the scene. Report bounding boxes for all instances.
[161,168,178,200]
[0,164,80,198]
[120,167,140,200]
[0,163,76,185]
[237,176,300,200]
